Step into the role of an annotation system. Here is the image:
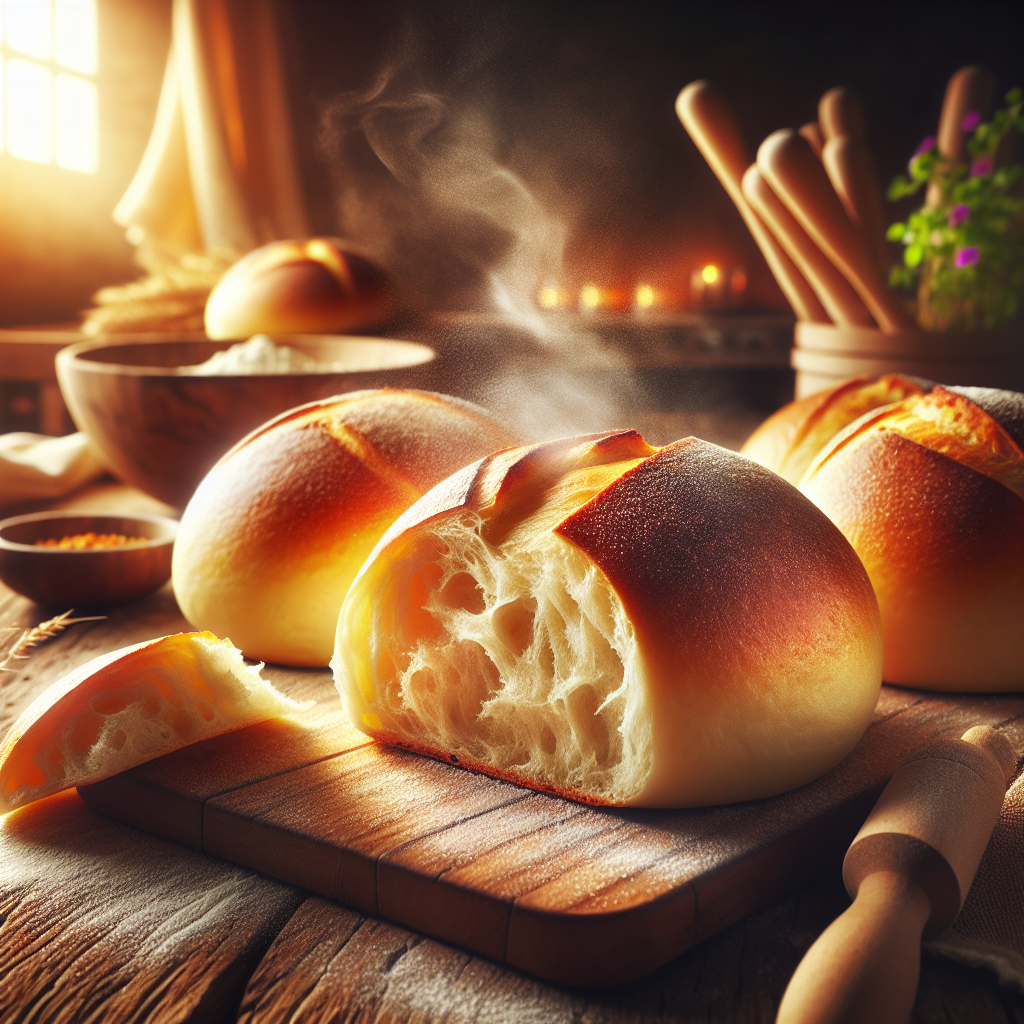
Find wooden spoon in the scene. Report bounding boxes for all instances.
[676,81,829,323]
[758,129,914,333]
[927,66,997,206]
[742,165,874,326]
[818,87,866,142]
[777,726,1016,1024]
[822,135,890,274]
[937,65,996,164]
[798,122,824,158]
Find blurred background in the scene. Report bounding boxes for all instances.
[1,0,1022,444]
[2,0,1022,326]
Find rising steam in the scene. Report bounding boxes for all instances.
[318,54,642,440]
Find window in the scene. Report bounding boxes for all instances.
[0,0,98,173]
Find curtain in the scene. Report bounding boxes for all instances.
[85,0,309,335]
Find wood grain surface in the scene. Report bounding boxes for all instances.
[1,484,1021,1021]
[79,678,1023,987]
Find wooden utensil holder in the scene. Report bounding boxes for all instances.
[791,322,1023,398]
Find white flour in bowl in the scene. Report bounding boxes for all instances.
[191,335,321,374]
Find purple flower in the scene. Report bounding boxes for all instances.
[971,157,993,177]
[914,136,936,157]
[956,247,979,268]
[962,110,981,132]
[948,204,970,228]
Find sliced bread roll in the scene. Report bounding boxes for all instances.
[0,632,303,813]
[800,386,1024,691]
[334,432,882,808]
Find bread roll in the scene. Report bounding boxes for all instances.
[205,238,392,340]
[0,632,303,813]
[333,432,882,807]
[742,374,927,484]
[173,389,515,667]
[800,386,1024,691]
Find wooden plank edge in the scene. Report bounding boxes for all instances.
[78,739,374,854]
[505,875,699,987]
[79,774,205,850]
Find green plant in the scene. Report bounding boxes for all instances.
[886,89,1024,332]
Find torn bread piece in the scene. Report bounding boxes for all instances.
[0,631,308,813]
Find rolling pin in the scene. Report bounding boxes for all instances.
[742,165,874,327]
[676,81,829,323]
[777,725,1018,1024]
[757,129,915,333]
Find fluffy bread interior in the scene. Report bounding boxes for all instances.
[338,457,655,804]
[0,632,306,813]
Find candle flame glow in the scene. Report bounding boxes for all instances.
[701,264,719,284]
[537,286,560,309]
[634,284,655,308]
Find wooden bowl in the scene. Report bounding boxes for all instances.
[0,512,178,609]
[56,335,436,508]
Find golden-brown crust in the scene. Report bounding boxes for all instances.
[557,438,877,671]
[802,430,1024,690]
[741,373,927,484]
[948,386,1024,449]
[204,238,392,339]
[353,430,651,583]
[740,383,845,474]
[173,390,515,666]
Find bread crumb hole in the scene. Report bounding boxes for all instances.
[350,515,653,804]
[440,572,486,614]
[540,725,557,755]
[492,597,536,657]
[92,696,128,716]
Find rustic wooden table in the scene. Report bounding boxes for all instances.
[1,482,1021,1024]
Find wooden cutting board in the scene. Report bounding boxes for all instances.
[79,671,1023,987]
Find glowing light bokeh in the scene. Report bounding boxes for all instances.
[730,268,748,292]
[55,70,95,171]
[634,284,655,308]
[701,264,719,284]
[579,285,601,309]
[537,286,560,309]
[6,56,51,163]
[54,0,96,74]
[4,0,51,60]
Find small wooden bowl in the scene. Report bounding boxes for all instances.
[56,334,437,508]
[0,512,178,609]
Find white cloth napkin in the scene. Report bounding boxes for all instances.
[0,433,107,510]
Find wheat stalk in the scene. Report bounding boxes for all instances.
[0,610,106,672]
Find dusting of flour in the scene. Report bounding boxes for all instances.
[192,335,321,375]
